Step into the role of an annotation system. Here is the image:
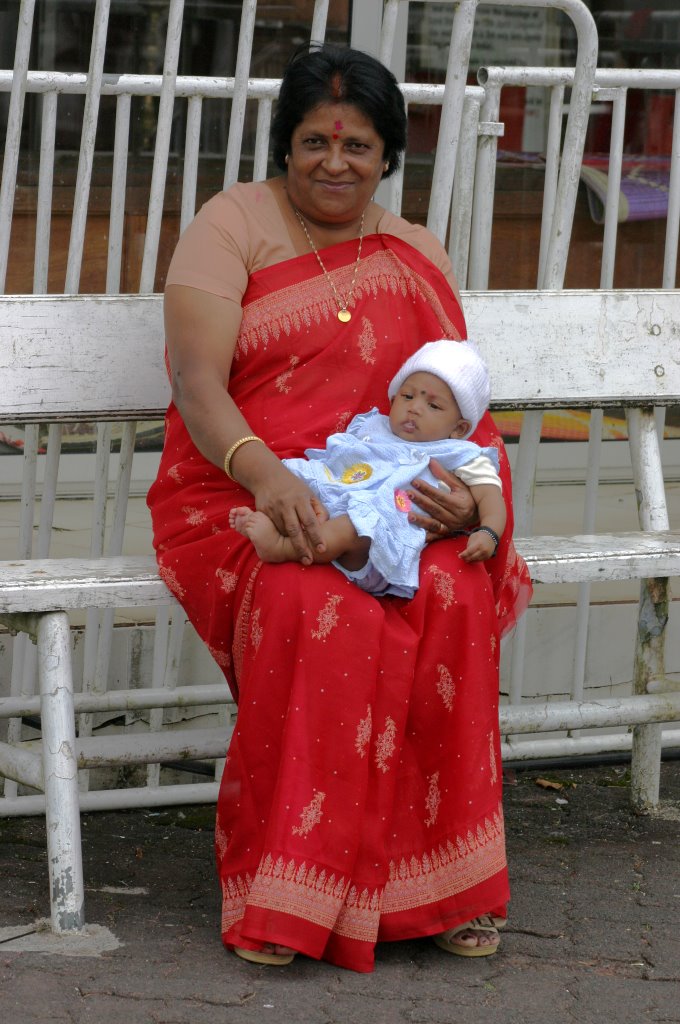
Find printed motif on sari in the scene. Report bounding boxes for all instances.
[436,664,455,712]
[310,593,344,640]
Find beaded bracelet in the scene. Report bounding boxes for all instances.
[223,435,265,480]
[471,525,500,556]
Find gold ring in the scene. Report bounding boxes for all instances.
[439,521,446,534]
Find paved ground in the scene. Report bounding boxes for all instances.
[2,759,680,1024]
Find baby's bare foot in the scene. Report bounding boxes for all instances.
[230,507,291,563]
[229,506,253,533]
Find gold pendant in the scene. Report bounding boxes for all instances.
[338,309,352,323]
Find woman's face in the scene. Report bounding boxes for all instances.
[285,102,386,227]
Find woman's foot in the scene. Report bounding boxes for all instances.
[433,914,502,958]
[229,507,291,562]
[234,943,296,966]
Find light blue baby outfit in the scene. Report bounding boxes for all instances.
[283,408,501,598]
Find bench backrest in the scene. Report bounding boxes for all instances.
[2,290,679,423]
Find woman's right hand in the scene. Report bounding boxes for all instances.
[251,463,329,565]
[406,457,477,541]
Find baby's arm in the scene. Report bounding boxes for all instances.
[459,483,507,563]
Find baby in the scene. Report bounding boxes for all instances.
[230,339,506,599]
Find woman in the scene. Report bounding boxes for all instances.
[147,43,532,974]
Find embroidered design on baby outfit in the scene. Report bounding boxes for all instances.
[341,462,373,484]
[394,488,412,512]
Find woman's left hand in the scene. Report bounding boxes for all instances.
[406,458,477,542]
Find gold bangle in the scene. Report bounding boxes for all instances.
[223,435,264,480]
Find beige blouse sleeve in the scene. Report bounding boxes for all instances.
[165,188,253,303]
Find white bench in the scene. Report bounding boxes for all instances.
[1,289,679,933]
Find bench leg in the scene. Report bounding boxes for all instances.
[631,722,663,812]
[627,410,670,812]
[38,612,85,932]
[630,577,668,812]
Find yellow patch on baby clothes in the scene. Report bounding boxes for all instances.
[342,462,373,484]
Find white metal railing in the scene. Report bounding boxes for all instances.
[379,0,599,290]
[470,63,680,767]
[0,69,492,277]
[472,66,680,292]
[1,0,678,815]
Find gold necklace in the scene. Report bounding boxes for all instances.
[291,204,364,323]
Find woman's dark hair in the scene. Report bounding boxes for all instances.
[271,43,407,178]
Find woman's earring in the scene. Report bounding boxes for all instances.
[285,154,290,165]
[383,162,389,172]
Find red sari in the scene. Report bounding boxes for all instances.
[148,232,532,973]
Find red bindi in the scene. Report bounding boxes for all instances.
[332,133,339,140]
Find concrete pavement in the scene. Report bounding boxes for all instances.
[2,759,679,1024]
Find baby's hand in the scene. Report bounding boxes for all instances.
[459,530,496,563]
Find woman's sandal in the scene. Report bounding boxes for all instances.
[234,945,296,966]
[433,914,502,958]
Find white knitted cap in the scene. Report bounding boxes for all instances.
[387,339,490,437]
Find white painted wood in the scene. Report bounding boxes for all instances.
[74,728,228,768]
[180,95,202,230]
[34,90,57,292]
[0,682,229,719]
[310,0,330,46]
[500,692,680,734]
[64,0,110,294]
[2,291,679,424]
[0,740,42,790]
[1,530,678,617]
[223,0,256,190]
[502,729,680,763]
[517,532,680,584]
[38,612,84,932]
[106,93,131,293]
[664,86,680,289]
[467,290,680,407]
[0,782,222,816]
[0,556,174,612]
[600,91,627,289]
[0,0,36,290]
[0,295,170,421]
[139,0,184,294]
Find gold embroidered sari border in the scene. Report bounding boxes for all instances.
[236,247,462,357]
[219,807,507,942]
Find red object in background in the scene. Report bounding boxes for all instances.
[498,86,526,151]
[645,94,675,156]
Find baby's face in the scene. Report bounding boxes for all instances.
[389,371,470,442]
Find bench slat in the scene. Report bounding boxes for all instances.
[0,556,172,612]
[518,531,680,583]
[468,289,680,407]
[2,290,679,422]
[1,532,678,613]
[0,295,170,422]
